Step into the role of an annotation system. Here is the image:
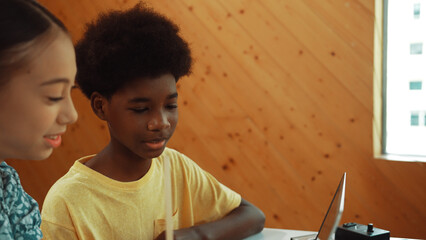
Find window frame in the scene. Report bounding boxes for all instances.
[373,0,426,162]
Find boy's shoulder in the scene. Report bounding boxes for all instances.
[45,150,199,200]
[44,155,95,200]
[163,147,181,156]
[163,148,208,178]
[163,147,196,167]
[164,147,196,160]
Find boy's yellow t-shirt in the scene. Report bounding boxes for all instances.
[41,148,241,240]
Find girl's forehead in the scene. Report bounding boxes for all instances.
[3,28,61,73]
[0,31,75,96]
[4,31,74,82]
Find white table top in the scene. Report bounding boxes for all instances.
[244,228,423,240]
[244,228,315,240]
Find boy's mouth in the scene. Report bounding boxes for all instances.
[145,139,166,150]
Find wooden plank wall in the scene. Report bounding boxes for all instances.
[6,0,425,238]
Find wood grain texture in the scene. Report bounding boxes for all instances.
[6,0,425,238]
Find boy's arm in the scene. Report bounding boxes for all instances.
[157,198,265,240]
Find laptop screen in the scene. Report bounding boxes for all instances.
[315,172,346,240]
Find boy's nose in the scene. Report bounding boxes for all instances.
[147,113,171,131]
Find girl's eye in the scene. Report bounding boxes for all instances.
[48,97,64,102]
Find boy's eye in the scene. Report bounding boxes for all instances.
[48,97,64,102]
[167,104,178,109]
[129,108,148,113]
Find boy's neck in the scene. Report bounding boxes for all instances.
[85,143,152,182]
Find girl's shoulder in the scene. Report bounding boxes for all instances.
[0,161,19,177]
[0,162,43,239]
[0,161,21,201]
[0,161,38,210]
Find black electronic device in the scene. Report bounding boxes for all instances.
[335,222,390,240]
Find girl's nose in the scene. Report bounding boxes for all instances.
[57,97,78,125]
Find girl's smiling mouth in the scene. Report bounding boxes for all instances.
[44,134,63,148]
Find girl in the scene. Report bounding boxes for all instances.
[0,0,78,238]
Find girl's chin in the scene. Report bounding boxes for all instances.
[21,147,53,161]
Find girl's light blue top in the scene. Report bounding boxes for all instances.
[0,161,42,240]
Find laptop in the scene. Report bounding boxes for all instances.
[291,172,346,240]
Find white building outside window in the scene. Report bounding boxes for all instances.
[384,0,426,159]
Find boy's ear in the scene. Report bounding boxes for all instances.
[90,92,108,120]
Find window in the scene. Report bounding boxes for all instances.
[374,0,426,161]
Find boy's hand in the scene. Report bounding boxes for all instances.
[155,198,265,240]
[155,227,203,240]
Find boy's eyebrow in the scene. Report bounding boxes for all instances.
[168,93,178,99]
[129,97,149,103]
[128,93,178,103]
[40,78,70,86]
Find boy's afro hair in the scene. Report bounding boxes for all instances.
[75,3,193,99]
